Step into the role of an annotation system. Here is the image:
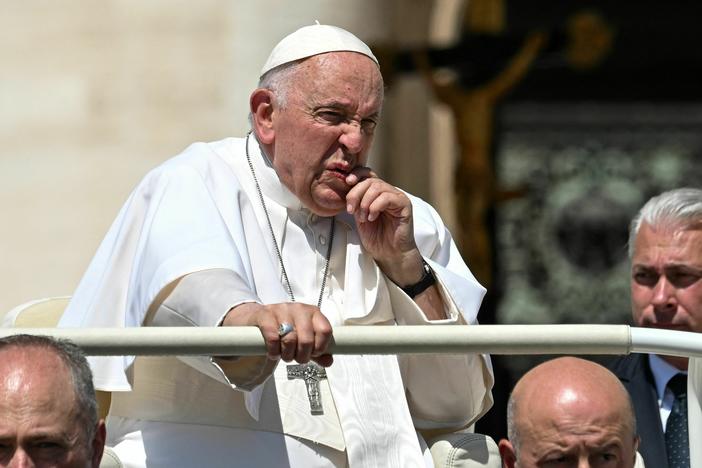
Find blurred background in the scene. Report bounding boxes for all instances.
[2,0,701,441]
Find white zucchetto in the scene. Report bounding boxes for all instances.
[260,23,379,77]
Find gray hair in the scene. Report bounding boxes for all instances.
[0,334,99,442]
[628,187,702,258]
[247,60,304,129]
[258,59,305,109]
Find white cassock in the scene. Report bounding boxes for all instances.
[59,136,494,468]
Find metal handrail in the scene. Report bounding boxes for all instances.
[2,324,702,358]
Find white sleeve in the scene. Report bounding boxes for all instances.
[393,194,494,430]
[146,268,276,391]
[389,277,494,430]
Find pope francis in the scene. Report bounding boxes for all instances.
[59,24,494,467]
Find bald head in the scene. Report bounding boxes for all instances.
[510,357,636,442]
[500,357,638,468]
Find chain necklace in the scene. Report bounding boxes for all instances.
[245,132,335,308]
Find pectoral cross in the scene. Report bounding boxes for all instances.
[287,363,327,415]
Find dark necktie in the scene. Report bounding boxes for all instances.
[665,373,689,468]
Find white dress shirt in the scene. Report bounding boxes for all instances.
[648,353,688,430]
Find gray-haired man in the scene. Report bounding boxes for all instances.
[608,187,702,468]
[0,334,106,467]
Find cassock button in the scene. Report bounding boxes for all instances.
[319,234,327,245]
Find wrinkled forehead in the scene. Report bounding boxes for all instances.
[0,347,73,395]
[633,222,702,258]
[520,403,632,450]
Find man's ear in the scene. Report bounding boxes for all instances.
[250,88,275,144]
[498,438,517,468]
[91,420,107,468]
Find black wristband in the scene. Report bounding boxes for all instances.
[400,259,436,298]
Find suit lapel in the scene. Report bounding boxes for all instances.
[610,354,668,468]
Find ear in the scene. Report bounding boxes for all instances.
[632,436,641,467]
[250,88,276,145]
[498,438,517,468]
[91,420,107,468]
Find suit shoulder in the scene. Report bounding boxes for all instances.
[605,354,648,381]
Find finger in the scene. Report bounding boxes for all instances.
[311,312,333,358]
[346,178,382,220]
[349,180,393,223]
[345,166,377,185]
[312,354,334,368]
[279,323,297,362]
[257,312,283,361]
[345,178,368,217]
[366,191,410,222]
[293,313,315,364]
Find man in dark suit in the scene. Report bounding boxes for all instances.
[608,187,702,468]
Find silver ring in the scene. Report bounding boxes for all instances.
[278,322,294,338]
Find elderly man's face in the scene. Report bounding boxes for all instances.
[630,223,702,341]
[268,51,384,216]
[0,348,104,468]
[512,391,637,468]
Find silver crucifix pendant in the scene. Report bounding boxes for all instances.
[287,363,327,415]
